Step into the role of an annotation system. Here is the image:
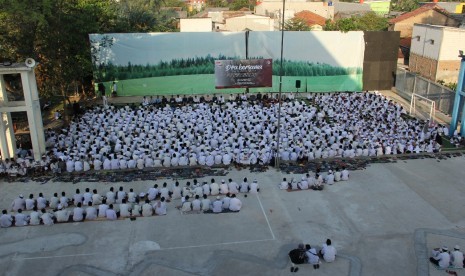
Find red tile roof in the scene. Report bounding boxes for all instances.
[294,10,327,27]
[389,4,449,24]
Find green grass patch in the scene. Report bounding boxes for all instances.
[100,74,363,96]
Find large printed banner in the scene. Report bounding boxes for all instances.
[215,59,272,88]
[89,31,365,95]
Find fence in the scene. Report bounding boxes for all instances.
[395,67,457,116]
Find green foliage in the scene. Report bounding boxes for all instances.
[324,12,388,32]
[284,18,311,31]
[390,0,420,12]
[229,0,254,11]
[206,0,227,8]
[0,0,179,99]
[438,80,457,91]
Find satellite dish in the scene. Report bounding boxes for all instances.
[25,58,36,68]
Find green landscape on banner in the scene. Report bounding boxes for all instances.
[89,31,364,96]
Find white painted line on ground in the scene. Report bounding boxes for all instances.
[14,253,97,261]
[161,238,274,251]
[256,194,276,240]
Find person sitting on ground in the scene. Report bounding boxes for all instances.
[119,199,132,218]
[222,193,231,210]
[212,196,223,213]
[240,177,250,193]
[25,194,35,210]
[60,191,70,208]
[92,189,102,205]
[55,205,71,223]
[29,206,41,226]
[229,194,242,212]
[326,170,335,185]
[154,197,167,215]
[220,179,229,195]
[132,198,142,217]
[341,167,350,181]
[279,178,290,190]
[14,209,29,226]
[306,244,320,269]
[11,194,26,212]
[85,202,97,221]
[288,243,308,273]
[105,204,118,220]
[98,199,109,218]
[334,169,342,182]
[430,246,451,269]
[201,194,211,212]
[298,176,309,190]
[40,208,55,226]
[0,209,13,228]
[181,195,192,213]
[190,195,201,212]
[142,199,153,216]
[72,202,85,222]
[450,245,464,268]
[320,239,337,262]
[210,178,220,196]
[250,179,260,194]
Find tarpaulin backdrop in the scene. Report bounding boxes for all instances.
[89,31,364,96]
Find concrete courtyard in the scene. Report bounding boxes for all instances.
[1,155,465,276]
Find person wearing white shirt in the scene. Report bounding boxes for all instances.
[105,204,118,220]
[298,176,309,190]
[160,183,171,200]
[239,177,249,193]
[29,207,41,225]
[450,245,464,268]
[202,181,211,196]
[147,184,159,201]
[55,205,71,222]
[142,200,153,216]
[92,189,102,205]
[85,202,97,220]
[119,199,132,218]
[325,170,335,185]
[132,199,142,216]
[222,194,231,209]
[320,239,337,262]
[181,196,192,212]
[192,195,202,211]
[201,194,211,211]
[171,182,182,199]
[98,199,109,218]
[25,194,35,210]
[11,194,26,212]
[73,189,84,206]
[229,194,242,212]
[279,178,289,190]
[72,202,85,222]
[212,197,223,213]
[0,210,13,228]
[106,187,116,204]
[40,209,55,226]
[250,180,260,194]
[341,168,349,181]
[116,186,126,204]
[93,158,102,170]
[37,193,47,210]
[127,188,136,203]
[220,179,229,194]
[60,192,70,208]
[154,197,167,215]
[228,178,239,194]
[334,169,342,182]
[210,179,220,196]
[83,188,92,206]
[430,246,451,269]
[103,157,111,170]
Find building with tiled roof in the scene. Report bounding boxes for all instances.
[294,10,327,28]
[388,4,459,38]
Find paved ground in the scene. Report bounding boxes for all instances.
[1,155,465,276]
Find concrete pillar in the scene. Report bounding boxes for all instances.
[0,75,17,159]
[21,71,46,160]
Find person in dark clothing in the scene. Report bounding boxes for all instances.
[288,243,308,273]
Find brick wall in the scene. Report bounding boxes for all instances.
[409,53,438,81]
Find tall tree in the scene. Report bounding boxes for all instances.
[390,0,420,12]
[284,18,311,31]
[324,12,388,32]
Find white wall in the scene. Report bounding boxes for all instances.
[180,18,212,32]
[439,28,465,60]
[224,15,275,31]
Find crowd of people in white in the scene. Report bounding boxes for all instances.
[0,92,454,178]
[0,92,451,177]
[0,177,258,227]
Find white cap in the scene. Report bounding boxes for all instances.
[455,245,460,250]
[216,196,221,200]
[58,204,63,210]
